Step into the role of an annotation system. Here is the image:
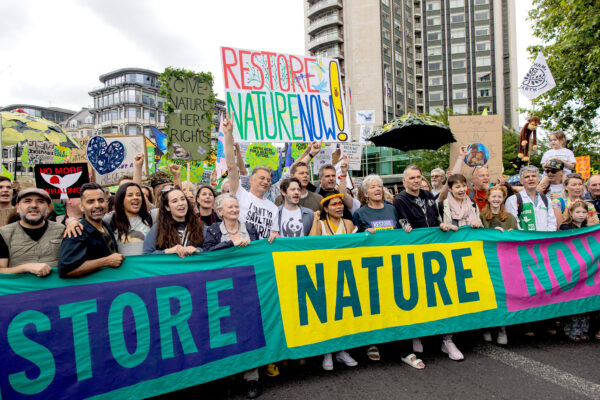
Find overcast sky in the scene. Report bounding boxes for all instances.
[0,0,538,121]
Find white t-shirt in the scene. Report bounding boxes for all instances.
[541,148,576,174]
[236,186,279,239]
[279,207,304,238]
[549,183,563,197]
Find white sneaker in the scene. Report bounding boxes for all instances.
[322,353,333,370]
[497,327,508,345]
[482,330,492,342]
[441,340,464,361]
[335,351,358,367]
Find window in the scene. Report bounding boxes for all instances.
[477,56,491,66]
[427,31,441,40]
[450,0,464,7]
[454,105,468,114]
[453,90,467,99]
[395,52,403,63]
[429,76,442,86]
[451,44,466,53]
[479,89,491,97]
[127,107,140,119]
[429,91,443,101]
[142,91,155,106]
[475,0,488,4]
[477,72,491,82]
[476,41,491,51]
[451,28,465,39]
[477,104,491,112]
[427,46,442,56]
[451,14,465,23]
[382,0,389,5]
[452,74,467,84]
[427,17,441,26]
[452,59,466,68]
[475,26,489,36]
[127,125,139,136]
[427,1,440,11]
[475,11,489,20]
[159,113,165,123]
[143,109,155,120]
[429,61,442,70]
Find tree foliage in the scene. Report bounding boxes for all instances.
[527,0,600,145]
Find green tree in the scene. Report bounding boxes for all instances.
[527,0,600,145]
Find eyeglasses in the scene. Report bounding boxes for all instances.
[544,169,559,174]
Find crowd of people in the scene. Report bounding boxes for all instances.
[1,119,599,398]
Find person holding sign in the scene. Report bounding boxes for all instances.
[58,183,124,277]
[352,175,400,233]
[223,112,279,243]
[0,188,64,276]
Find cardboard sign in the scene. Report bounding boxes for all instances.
[313,148,333,174]
[86,135,148,187]
[245,143,279,170]
[449,115,503,183]
[221,46,350,143]
[26,140,55,166]
[165,76,213,161]
[340,143,363,171]
[34,163,90,199]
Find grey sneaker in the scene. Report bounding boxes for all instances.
[336,350,358,367]
[323,353,333,370]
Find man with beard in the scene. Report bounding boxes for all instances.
[0,176,15,227]
[59,183,123,278]
[274,161,323,211]
[316,163,354,219]
[277,177,313,237]
[0,188,65,276]
[584,174,600,214]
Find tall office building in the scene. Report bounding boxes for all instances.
[305,0,518,143]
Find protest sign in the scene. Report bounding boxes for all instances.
[576,156,591,179]
[359,125,373,144]
[245,143,279,170]
[313,147,333,174]
[155,156,207,183]
[356,110,375,124]
[54,146,70,164]
[34,163,90,199]
[162,69,215,161]
[340,143,363,170]
[519,52,556,100]
[291,142,308,160]
[26,140,55,166]
[86,135,148,187]
[2,226,600,399]
[449,115,503,182]
[221,47,350,143]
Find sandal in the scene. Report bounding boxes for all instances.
[595,331,600,340]
[367,345,380,361]
[401,353,425,370]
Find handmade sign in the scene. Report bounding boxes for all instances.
[221,46,349,143]
[449,115,503,182]
[576,156,591,180]
[161,68,215,161]
[245,143,279,170]
[155,156,207,183]
[313,147,333,174]
[34,163,90,199]
[26,140,55,166]
[54,146,70,164]
[340,143,363,170]
[1,226,600,399]
[86,135,148,187]
[356,110,375,124]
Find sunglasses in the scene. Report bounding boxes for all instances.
[544,169,559,174]
[161,185,180,195]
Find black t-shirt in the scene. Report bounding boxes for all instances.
[0,221,49,259]
[316,187,353,220]
[200,211,221,227]
[393,190,441,229]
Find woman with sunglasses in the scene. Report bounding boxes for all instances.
[143,186,204,258]
[552,174,599,227]
[196,185,221,227]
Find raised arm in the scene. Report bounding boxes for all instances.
[337,157,354,208]
[169,164,182,189]
[132,153,144,186]
[234,142,248,176]
[223,111,239,194]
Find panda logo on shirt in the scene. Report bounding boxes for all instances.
[282,217,303,237]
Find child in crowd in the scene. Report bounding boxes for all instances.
[559,200,590,341]
[541,131,576,174]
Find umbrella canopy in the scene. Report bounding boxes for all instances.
[1,111,80,149]
[367,114,456,152]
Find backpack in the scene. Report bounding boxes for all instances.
[516,192,549,217]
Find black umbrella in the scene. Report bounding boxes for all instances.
[366,114,456,151]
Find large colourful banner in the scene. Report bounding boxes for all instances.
[221,47,350,143]
[2,226,600,399]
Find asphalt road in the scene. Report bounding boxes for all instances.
[156,326,600,400]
